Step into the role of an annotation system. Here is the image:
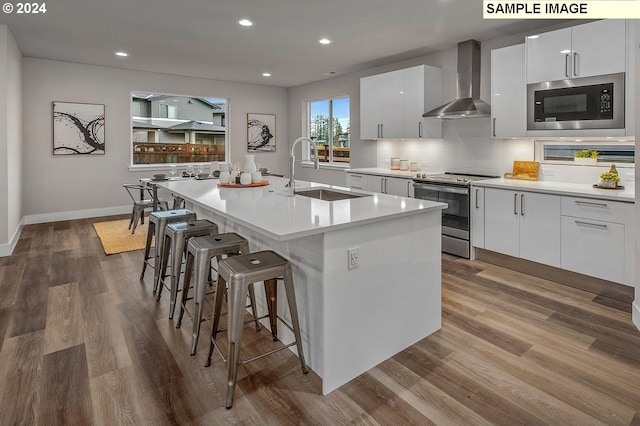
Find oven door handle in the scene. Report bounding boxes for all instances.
[413,183,469,195]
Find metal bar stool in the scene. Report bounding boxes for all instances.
[205,250,309,409]
[122,184,170,234]
[157,219,219,318]
[177,233,261,355]
[139,209,196,287]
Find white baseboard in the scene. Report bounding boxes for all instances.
[23,205,130,225]
[0,217,26,257]
[633,300,640,332]
[1,206,130,257]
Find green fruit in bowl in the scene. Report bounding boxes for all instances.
[600,172,620,182]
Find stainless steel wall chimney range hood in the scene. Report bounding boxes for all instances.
[423,40,491,119]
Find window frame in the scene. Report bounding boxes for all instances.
[305,95,350,167]
[129,91,229,171]
[534,139,635,167]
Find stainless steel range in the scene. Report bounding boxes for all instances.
[413,172,498,258]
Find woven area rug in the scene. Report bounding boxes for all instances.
[93,218,152,255]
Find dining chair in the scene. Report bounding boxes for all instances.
[122,184,169,234]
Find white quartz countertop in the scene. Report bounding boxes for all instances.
[155,176,445,241]
[472,178,635,203]
[346,168,424,178]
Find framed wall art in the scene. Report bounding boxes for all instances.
[247,113,275,152]
[53,101,105,155]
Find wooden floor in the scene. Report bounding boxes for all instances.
[1,216,640,425]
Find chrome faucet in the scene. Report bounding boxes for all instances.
[288,137,320,196]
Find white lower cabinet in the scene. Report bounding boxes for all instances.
[479,188,634,285]
[470,186,485,249]
[348,173,413,197]
[484,188,561,267]
[560,196,630,283]
[561,216,625,283]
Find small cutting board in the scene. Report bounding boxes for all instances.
[504,161,540,181]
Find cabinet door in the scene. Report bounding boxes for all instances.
[365,175,386,193]
[491,44,525,138]
[402,65,425,139]
[471,186,485,249]
[518,192,561,267]
[561,216,625,283]
[571,20,626,78]
[360,76,382,140]
[526,27,572,83]
[484,188,520,257]
[378,70,405,138]
[385,177,413,197]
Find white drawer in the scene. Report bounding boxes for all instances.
[561,216,625,283]
[561,197,627,224]
[346,173,366,189]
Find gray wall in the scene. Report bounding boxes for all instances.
[21,58,289,222]
[0,25,22,255]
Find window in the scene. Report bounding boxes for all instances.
[536,140,635,165]
[131,92,228,166]
[309,97,350,164]
[159,103,177,119]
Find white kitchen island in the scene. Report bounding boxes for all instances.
[155,176,445,394]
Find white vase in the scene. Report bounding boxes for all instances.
[244,154,257,173]
[598,179,617,188]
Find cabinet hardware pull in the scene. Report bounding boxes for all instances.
[380,178,384,193]
[377,124,381,138]
[492,118,496,137]
[565,54,570,78]
[418,122,423,138]
[520,194,524,215]
[514,193,518,215]
[575,220,608,229]
[407,181,411,196]
[380,124,384,139]
[575,200,607,207]
[385,178,388,193]
[475,189,479,209]
[573,52,578,77]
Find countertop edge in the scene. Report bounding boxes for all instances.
[472,178,635,203]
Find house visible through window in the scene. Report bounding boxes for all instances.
[309,97,350,164]
[131,92,228,166]
[159,103,177,119]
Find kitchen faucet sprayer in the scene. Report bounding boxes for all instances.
[288,137,319,196]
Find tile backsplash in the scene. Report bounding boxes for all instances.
[376,118,634,186]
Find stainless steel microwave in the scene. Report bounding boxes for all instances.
[527,72,624,130]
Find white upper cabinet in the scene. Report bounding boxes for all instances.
[360,65,442,140]
[526,20,627,84]
[491,44,525,138]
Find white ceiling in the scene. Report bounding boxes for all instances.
[0,0,574,88]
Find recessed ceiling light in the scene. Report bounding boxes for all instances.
[318,38,331,45]
[115,51,129,57]
[238,19,254,27]
[262,72,271,77]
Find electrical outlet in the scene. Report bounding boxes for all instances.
[348,247,359,269]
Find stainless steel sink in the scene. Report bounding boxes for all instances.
[296,188,370,201]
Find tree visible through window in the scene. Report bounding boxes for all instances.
[309,97,350,164]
